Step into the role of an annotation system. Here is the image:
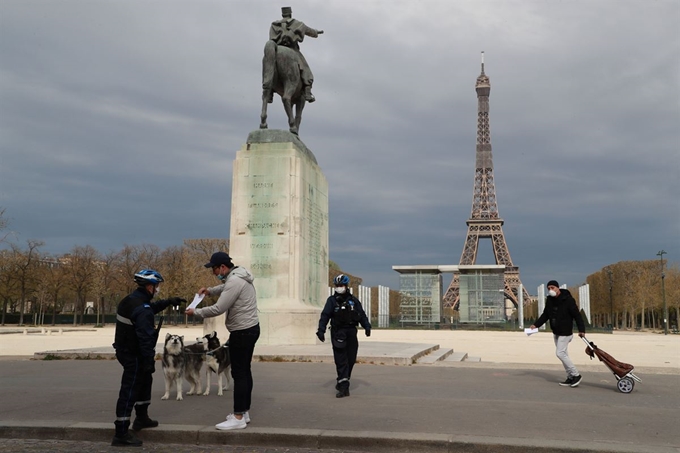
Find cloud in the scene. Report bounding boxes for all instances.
[0,0,678,295]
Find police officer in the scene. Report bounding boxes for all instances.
[112,269,185,447]
[316,274,371,398]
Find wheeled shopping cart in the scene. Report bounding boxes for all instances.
[581,336,641,393]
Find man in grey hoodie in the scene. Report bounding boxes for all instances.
[185,252,259,430]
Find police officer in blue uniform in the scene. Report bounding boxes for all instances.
[317,274,371,398]
[112,269,185,447]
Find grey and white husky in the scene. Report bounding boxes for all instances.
[203,331,231,396]
[161,333,186,401]
[183,335,209,396]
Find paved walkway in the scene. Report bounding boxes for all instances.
[0,326,678,452]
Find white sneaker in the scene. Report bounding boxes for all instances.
[215,414,247,430]
[225,412,250,424]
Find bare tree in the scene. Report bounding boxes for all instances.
[0,249,20,325]
[13,240,44,325]
[117,244,162,295]
[0,208,11,244]
[183,238,229,263]
[41,255,67,325]
[63,245,101,325]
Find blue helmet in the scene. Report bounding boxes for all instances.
[333,274,350,286]
[134,269,164,286]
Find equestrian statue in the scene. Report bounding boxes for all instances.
[260,6,323,135]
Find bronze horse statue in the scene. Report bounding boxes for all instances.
[260,41,306,135]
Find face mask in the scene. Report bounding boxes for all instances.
[154,286,161,295]
[548,290,557,297]
[217,273,226,281]
[335,287,346,294]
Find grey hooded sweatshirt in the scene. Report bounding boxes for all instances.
[194,266,259,332]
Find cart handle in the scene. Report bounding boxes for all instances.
[581,335,595,350]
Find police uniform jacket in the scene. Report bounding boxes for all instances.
[318,292,371,333]
[113,288,174,360]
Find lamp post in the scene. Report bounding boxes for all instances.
[606,267,613,330]
[657,250,668,335]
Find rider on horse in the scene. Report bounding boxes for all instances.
[263,6,323,104]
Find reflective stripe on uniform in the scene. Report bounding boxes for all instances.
[135,400,151,406]
[117,314,133,325]
[116,416,131,421]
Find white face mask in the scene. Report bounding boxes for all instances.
[155,286,161,295]
[335,287,347,294]
[548,290,557,297]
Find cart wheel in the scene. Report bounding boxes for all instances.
[617,377,634,393]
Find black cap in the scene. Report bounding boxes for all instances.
[547,280,559,288]
[204,252,233,268]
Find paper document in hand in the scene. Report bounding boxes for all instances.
[524,327,539,336]
[187,293,205,310]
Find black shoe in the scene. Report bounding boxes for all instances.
[570,375,583,387]
[111,432,142,447]
[559,376,574,387]
[335,388,350,398]
[132,416,158,431]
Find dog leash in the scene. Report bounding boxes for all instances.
[182,344,229,356]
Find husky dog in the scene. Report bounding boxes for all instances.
[183,336,209,395]
[202,331,232,396]
[161,333,185,401]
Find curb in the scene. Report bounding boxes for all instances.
[1,422,677,453]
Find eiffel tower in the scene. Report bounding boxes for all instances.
[444,53,531,309]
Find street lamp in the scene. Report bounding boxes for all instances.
[657,250,668,335]
[606,267,613,330]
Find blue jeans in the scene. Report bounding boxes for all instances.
[229,324,260,414]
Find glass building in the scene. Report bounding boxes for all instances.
[458,265,506,323]
[392,265,457,326]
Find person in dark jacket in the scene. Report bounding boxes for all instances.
[316,274,371,398]
[112,269,185,447]
[531,280,586,388]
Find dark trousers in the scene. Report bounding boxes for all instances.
[229,324,260,414]
[115,352,152,435]
[331,328,358,389]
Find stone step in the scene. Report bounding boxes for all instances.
[465,356,481,362]
[416,347,454,364]
[443,351,469,362]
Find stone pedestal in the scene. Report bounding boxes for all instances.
[212,129,328,345]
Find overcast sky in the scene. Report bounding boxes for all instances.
[1,0,678,294]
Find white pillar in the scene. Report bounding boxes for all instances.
[378,285,389,328]
[518,283,524,329]
[358,285,371,323]
[579,283,591,324]
[537,284,546,330]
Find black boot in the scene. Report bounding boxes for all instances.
[112,421,142,447]
[335,381,350,398]
[132,405,158,431]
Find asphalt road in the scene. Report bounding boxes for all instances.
[1,360,678,452]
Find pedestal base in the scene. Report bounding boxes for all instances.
[258,307,321,345]
[202,309,321,346]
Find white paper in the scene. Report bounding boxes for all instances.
[524,327,539,336]
[187,293,205,310]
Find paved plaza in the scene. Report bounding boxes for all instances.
[0,326,678,452]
